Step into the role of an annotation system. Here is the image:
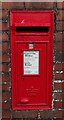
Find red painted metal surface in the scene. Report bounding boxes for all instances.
[10,11,54,110]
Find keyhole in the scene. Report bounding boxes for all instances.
[23,78,24,80]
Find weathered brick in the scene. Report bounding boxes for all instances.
[0,64,9,72]
[2,83,10,92]
[54,101,63,109]
[0,43,9,52]
[55,63,64,71]
[55,43,64,52]
[0,2,2,9]
[0,20,2,30]
[0,43,2,52]
[2,54,9,63]
[2,10,8,20]
[12,119,39,120]
[55,73,64,80]
[1,32,8,41]
[53,118,63,120]
[55,52,64,62]
[0,32,2,41]
[0,64,2,72]
[2,2,24,9]
[25,2,54,9]
[0,10,8,20]
[2,111,11,119]
[12,111,38,118]
[2,43,9,52]
[0,21,8,31]
[2,64,9,72]
[53,110,63,118]
[55,32,64,42]
[2,92,10,101]
[3,119,38,120]
[0,53,9,63]
[2,73,10,82]
[0,102,2,110]
[0,92,2,101]
[54,83,64,90]
[56,10,64,20]
[2,102,10,110]
[2,22,8,31]
[40,110,52,118]
[0,84,2,92]
[57,2,64,9]
[54,92,64,100]
[0,10,2,20]
[56,22,64,31]
[0,74,2,82]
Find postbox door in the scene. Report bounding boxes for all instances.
[15,42,47,105]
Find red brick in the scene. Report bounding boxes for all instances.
[0,43,9,52]
[2,22,8,31]
[25,2,54,9]
[2,84,10,92]
[56,10,64,21]
[0,32,2,41]
[57,2,64,9]
[0,84,2,92]
[0,2,2,9]
[54,92,64,100]
[12,111,38,118]
[0,64,2,72]
[0,53,9,63]
[55,52,64,62]
[2,111,11,119]
[0,22,8,31]
[2,54,9,62]
[55,43,64,52]
[2,2,24,9]
[55,32,64,42]
[0,74,2,82]
[0,43,2,52]
[55,73,64,80]
[53,110,63,118]
[0,102,2,110]
[40,110,52,118]
[53,118,63,120]
[2,92,10,101]
[56,22,64,31]
[1,32,8,41]
[0,64,9,72]
[54,83,64,90]
[0,10,8,20]
[54,101,63,109]
[55,63,64,71]
[0,92,2,101]
[2,43,9,52]
[0,10,2,20]
[2,10,8,20]
[2,73,10,82]
[2,102,10,110]
[2,64,9,72]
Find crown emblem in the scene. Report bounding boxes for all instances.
[26,86,38,96]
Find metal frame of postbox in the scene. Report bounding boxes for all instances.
[10,11,54,110]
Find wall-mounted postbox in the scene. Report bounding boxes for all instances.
[10,11,54,110]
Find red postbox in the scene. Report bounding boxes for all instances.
[10,11,54,110]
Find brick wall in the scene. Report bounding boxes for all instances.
[0,1,64,120]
